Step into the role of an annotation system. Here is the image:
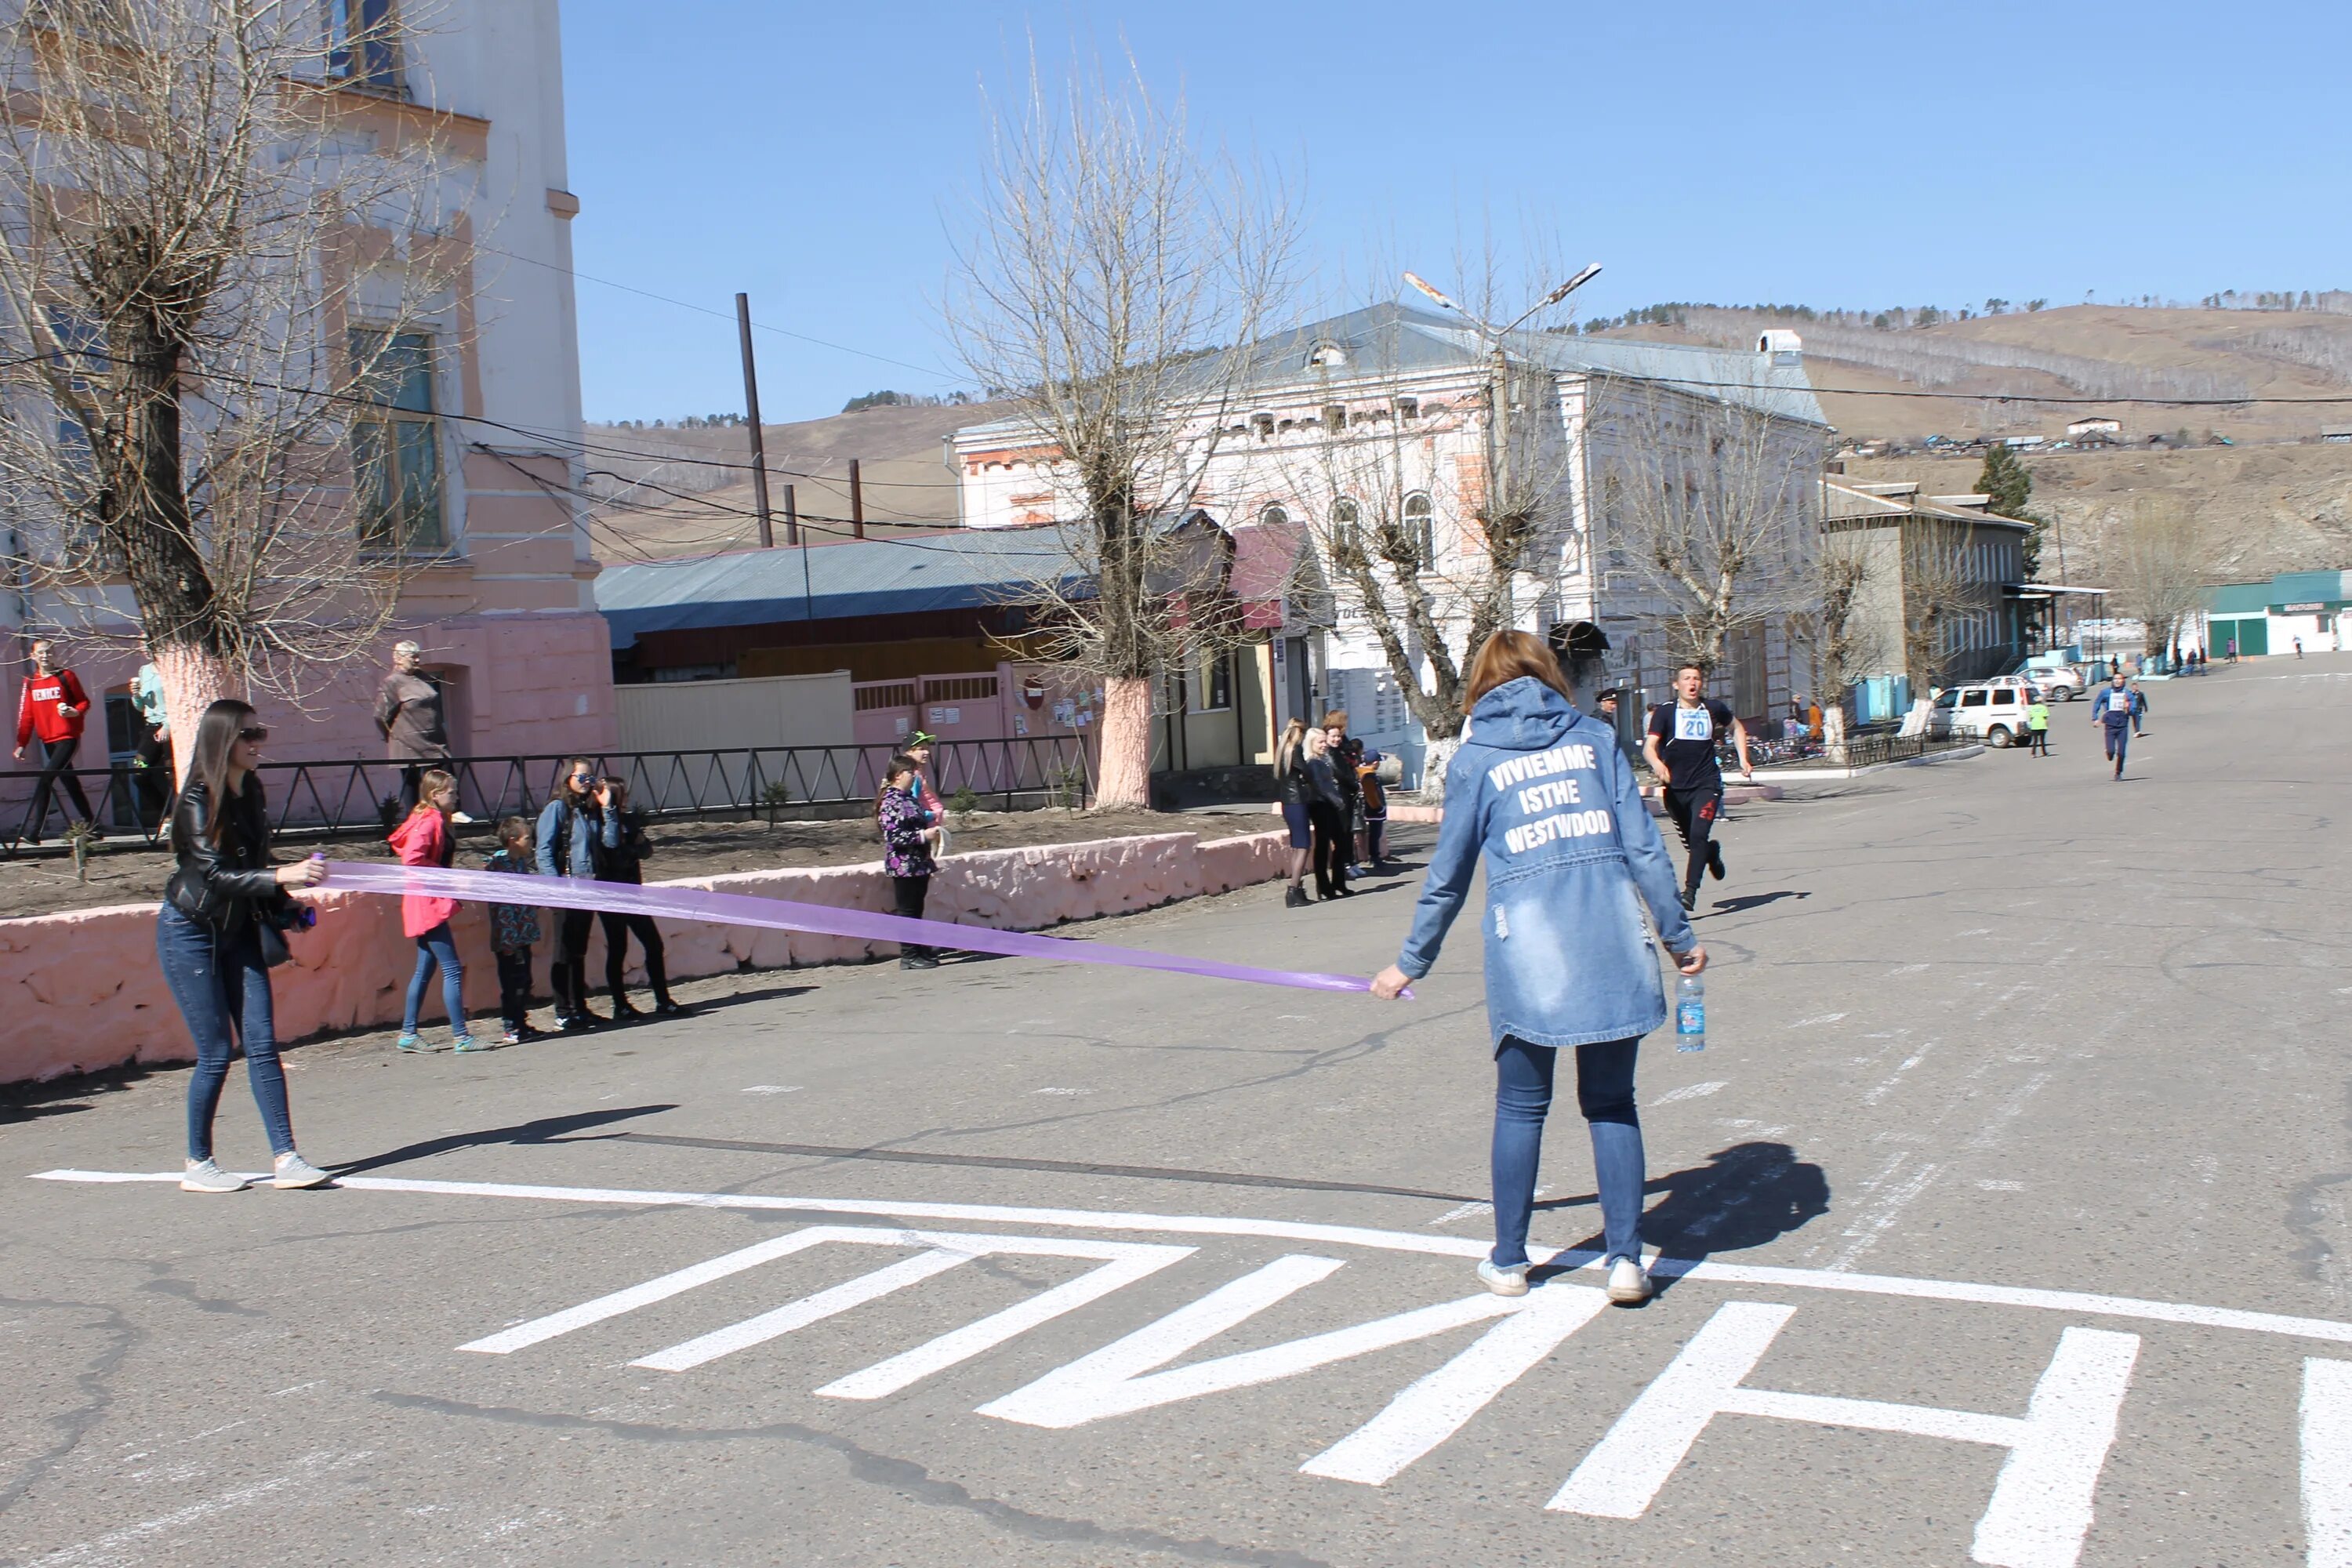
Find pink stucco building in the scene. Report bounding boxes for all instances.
[2,0,613,814]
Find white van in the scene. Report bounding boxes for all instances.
[1926,682,2035,747]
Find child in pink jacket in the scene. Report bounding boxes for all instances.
[387,769,480,1052]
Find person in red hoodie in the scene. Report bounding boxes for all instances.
[13,639,99,844]
[387,769,481,1053]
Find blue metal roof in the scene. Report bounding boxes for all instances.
[594,528,1087,649]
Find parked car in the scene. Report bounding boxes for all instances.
[1926,682,2035,747]
[2012,663,2084,701]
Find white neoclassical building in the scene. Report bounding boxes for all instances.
[949,303,1828,787]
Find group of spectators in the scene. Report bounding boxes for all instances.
[383,757,688,1052]
[1273,709,1388,906]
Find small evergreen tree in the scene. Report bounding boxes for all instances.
[1976,445,2042,579]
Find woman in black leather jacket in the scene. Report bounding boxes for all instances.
[159,699,331,1193]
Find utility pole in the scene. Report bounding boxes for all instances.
[735,292,775,548]
[787,482,811,622]
[848,457,866,539]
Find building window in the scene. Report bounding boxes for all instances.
[1260,503,1289,528]
[1251,413,1276,441]
[351,330,446,550]
[1193,650,1234,712]
[1403,492,1434,566]
[1321,403,1347,433]
[1332,498,1362,562]
[325,0,401,90]
[1395,394,1419,422]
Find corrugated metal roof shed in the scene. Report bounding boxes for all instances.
[595,528,1086,649]
[2207,581,2274,615]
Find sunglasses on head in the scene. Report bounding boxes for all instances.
[238,725,270,742]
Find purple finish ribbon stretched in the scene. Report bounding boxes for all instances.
[318,862,1398,996]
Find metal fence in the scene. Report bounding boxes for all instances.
[0,734,1099,861]
[1737,727,1969,772]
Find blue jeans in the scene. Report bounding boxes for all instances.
[2103,721,2129,773]
[157,904,294,1162]
[1491,1034,1643,1269]
[403,923,465,1033]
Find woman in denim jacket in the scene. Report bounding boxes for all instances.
[1373,631,1704,1305]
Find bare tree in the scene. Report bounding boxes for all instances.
[0,0,473,770]
[2107,495,2209,663]
[947,55,1296,808]
[1784,525,1883,762]
[1605,376,1824,675]
[1254,340,1575,794]
[1898,521,1979,691]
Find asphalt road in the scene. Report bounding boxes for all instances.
[5,655,2350,1567]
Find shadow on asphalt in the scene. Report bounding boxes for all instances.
[332,1103,677,1178]
[1531,1140,1831,1289]
[1704,889,1811,916]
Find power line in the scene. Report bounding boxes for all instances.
[472,238,960,383]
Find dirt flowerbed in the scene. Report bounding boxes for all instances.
[0,807,1265,920]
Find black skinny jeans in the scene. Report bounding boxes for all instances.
[892,873,934,960]
[550,907,597,1018]
[1307,801,1348,896]
[21,735,96,840]
[600,909,670,1001]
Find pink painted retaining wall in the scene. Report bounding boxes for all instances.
[0,828,1289,1086]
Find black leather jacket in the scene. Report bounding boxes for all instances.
[165,776,289,935]
[1277,742,1311,808]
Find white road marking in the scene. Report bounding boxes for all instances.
[1651,1081,1729,1106]
[741,1085,800,1095]
[1978,1180,2027,1192]
[818,1244,1191,1401]
[1788,1013,1848,1029]
[34,1450,364,1566]
[1426,1200,1493,1227]
[1864,1044,1936,1105]
[1967,1073,2056,1152]
[1550,1302,2138,1568]
[1826,1152,1944,1272]
[633,1249,971,1372]
[2305,1359,2352,1568]
[33,1171,2352,1345]
[1301,1285,1609,1486]
[979,1258,1522,1429]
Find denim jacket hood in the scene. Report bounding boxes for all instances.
[1396,677,1695,1050]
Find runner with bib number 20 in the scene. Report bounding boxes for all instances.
[1641,663,1755,914]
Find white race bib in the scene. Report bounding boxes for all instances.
[1674,705,1715,743]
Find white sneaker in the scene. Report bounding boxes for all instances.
[450,810,477,824]
[1606,1256,1653,1305]
[180,1158,246,1193]
[271,1152,333,1189]
[1476,1259,1530,1298]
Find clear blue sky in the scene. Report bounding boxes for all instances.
[560,0,2352,424]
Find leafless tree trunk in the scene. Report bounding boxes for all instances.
[1785,524,1882,763]
[1900,523,1979,691]
[1606,376,1824,676]
[1255,357,1570,795]
[2107,495,2209,662]
[947,54,1297,808]
[0,0,471,774]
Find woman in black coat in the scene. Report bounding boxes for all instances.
[1300,727,1351,900]
[158,699,332,1193]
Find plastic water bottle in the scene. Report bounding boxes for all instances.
[1675,973,1707,1053]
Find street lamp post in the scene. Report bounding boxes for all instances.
[1400,263,1602,625]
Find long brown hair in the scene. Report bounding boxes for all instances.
[1462,630,1572,713]
[406,768,456,819]
[1273,717,1305,775]
[187,699,260,847]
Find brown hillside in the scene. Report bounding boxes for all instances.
[585,401,1009,560]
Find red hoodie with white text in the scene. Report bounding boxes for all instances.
[16,668,89,750]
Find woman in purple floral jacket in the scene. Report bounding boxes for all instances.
[877,753,942,970]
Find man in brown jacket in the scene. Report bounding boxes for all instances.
[375,640,454,819]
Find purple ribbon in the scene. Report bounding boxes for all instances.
[319,861,1399,997]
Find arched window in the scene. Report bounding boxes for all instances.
[1403,492,1434,566]
[1260,503,1290,528]
[1332,499,1362,561]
